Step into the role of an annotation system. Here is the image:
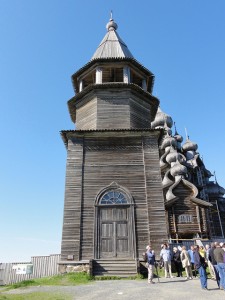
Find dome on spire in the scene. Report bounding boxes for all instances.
[151,107,173,130]
[173,123,183,143]
[182,138,198,152]
[91,16,133,60]
[106,18,118,31]
[161,133,177,150]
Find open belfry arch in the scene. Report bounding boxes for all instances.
[59,16,225,275]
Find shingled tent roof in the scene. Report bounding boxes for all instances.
[91,16,134,60]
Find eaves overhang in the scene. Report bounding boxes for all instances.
[67,82,159,123]
[60,128,164,149]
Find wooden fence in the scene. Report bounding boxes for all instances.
[0,254,61,285]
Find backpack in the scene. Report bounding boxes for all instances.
[143,252,148,262]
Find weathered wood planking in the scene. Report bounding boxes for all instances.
[72,85,157,130]
[60,130,167,260]
[167,182,208,238]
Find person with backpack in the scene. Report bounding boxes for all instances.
[146,245,156,284]
[193,245,208,290]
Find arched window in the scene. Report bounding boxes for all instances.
[99,190,128,205]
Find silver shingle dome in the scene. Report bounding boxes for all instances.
[182,138,198,152]
[170,160,187,177]
[151,107,173,129]
[166,147,185,165]
[161,134,177,150]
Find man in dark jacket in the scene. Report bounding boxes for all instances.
[208,242,220,288]
[146,246,156,284]
[193,245,208,290]
[214,242,225,290]
[172,247,182,277]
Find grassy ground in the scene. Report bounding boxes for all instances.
[0,268,211,300]
[0,273,93,300]
[0,272,144,300]
[5,272,92,290]
[0,292,71,300]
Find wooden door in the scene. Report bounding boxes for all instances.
[100,207,130,258]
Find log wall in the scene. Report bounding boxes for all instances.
[60,130,167,260]
[168,182,207,238]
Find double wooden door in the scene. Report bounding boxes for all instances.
[99,207,131,258]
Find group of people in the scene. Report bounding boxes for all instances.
[145,242,225,291]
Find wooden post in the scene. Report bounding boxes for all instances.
[96,67,102,83]
[142,79,147,91]
[123,66,130,83]
[79,80,83,92]
[196,206,202,233]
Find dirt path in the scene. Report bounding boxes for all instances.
[1,277,223,300]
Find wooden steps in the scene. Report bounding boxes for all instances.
[92,259,138,277]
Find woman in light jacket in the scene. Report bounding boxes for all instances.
[180,246,193,279]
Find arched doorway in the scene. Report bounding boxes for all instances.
[94,183,136,259]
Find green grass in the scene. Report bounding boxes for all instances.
[4,272,92,291]
[0,292,71,300]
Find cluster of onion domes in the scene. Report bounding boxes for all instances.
[152,107,200,167]
[152,106,223,208]
[152,106,203,203]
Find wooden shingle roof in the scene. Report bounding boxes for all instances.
[91,17,133,60]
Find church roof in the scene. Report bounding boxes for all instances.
[91,16,134,60]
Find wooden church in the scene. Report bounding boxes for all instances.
[59,16,225,276]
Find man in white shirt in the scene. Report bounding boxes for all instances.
[160,243,174,278]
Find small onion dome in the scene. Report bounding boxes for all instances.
[164,124,172,136]
[204,168,213,178]
[170,160,187,177]
[106,18,118,31]
[174,131,183,143]
[151,107,173,129]
[182,138,198,152]
[166,147,184,165]
[161,134,177,150]
[207,181,225,195]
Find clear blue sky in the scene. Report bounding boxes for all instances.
[1,0,225,262]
